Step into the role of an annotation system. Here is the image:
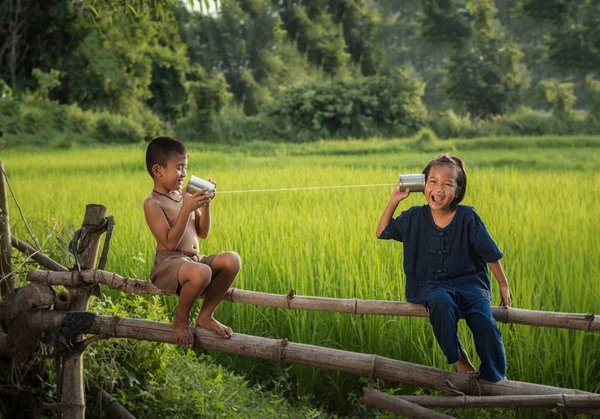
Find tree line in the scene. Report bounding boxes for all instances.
[0,0,599,145]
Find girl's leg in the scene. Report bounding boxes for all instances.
[464,300,506,382]
[174,262,213,347]
[426,289,475,373]
[195,251,241,338]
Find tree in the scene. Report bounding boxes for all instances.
[419,0,525,117]
[519,0,600,75]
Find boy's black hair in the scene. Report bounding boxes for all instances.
[145,136,188,177]
[422,153,467,207]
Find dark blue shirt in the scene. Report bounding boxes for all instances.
[378,205,503,305]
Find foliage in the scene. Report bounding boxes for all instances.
[536,79,576,119]
[175,71,233,140]
[420,0,526,118]
[268,69,427,141]
[277,0,383,77]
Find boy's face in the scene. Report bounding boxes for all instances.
[154,154,188,191]
[424,164,458,210]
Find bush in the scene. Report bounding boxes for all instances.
[267,69,426,141]
[95,114,146,144]
[427,109,471,139]
[176,105,280,144]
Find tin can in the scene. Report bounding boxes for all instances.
[399,174,425,192]
[186,175,215,194]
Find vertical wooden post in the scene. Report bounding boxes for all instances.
[0,161,14,298]
[60,204,107,419]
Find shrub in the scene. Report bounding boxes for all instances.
[427,109,471,139]
[95,114,145,144]
[267,69,426,141]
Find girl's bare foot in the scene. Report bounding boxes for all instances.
[196,315,233,338]
[455,350,479,377]
[172,314,194,347]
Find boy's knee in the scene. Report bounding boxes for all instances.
[222,251,241,273]
[185,264,212,286]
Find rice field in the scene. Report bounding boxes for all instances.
[2,137,600,417]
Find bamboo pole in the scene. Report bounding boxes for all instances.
[0,161,14,297]
[89,383,136,419]
[26,270,600,332]
[11,235,68,272]
[30,311,598,400]
[396,394,600,412]
[361,388,455,418]
[60,204,107,419]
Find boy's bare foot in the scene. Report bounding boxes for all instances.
[455,350,479,377]
[172,314,194,347]
[196,315,233,339]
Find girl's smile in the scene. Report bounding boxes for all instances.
[425,165,458,211]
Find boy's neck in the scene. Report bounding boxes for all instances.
[153,181,175,194]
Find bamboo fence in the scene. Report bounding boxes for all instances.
[362,388,456,419]
[26,310,598,399]
[27,269,600,332]
[362,388,600,416]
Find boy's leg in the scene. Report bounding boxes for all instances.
[425,288,476,374]
[195,251,241,338]
[463,300,506,382]
[174,262,213,347]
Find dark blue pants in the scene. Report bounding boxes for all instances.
[424,287,506,382]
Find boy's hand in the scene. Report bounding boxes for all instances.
[182,188,212,212]
[206,178,217,202]
[499,283,512,307]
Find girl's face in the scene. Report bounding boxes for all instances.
[154,154,188,191]
[424,164,458,211]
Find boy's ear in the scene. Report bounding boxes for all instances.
[152,164,162,177]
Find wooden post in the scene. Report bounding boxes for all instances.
[0,161,14,298]
[60,204,107,419]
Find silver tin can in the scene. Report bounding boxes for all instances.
[186,175,215,194]
[399,174,425,192]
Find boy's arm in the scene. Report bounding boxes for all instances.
[195,203,211,239]
[144,191,207,250]
[488,260,511,307]
[376,184,410,238]
[195,182,216,239]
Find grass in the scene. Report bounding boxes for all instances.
[3,136,600,417]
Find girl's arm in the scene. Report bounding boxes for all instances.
[488,260,511,307]
[376,184,410,237]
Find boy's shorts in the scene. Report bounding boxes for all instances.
[150,250,217,295]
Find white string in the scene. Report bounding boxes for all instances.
[218,183,397,194]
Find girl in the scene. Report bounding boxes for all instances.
[376,153,511,382]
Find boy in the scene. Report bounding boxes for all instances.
[144,136,241,347]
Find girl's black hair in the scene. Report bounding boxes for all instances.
[422,153,467,207]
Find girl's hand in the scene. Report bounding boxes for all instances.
[391,183,411,203]
[499,283,512,307]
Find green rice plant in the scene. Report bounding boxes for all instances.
[2,138,599,417]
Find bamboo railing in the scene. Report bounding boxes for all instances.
[27,269,600,332]
[27,310,598,399]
